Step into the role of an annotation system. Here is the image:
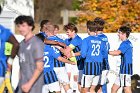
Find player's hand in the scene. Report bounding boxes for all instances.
[66,51,72,58]
[21,82,32,93]
[5,71,11,79]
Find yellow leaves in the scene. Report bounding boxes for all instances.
[77,0,140,32]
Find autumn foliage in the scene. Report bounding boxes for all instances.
[78,0,140,32]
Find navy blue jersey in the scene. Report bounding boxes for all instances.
[0,25,12,77]
[81,35,107,75]
[47,36,65,67]
[43,44,60,84]
[65,35,84,70]
[97,33,110,70]
[118,39,133,75]
[39,31,47,38]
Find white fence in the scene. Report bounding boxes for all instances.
[12,33,140,93]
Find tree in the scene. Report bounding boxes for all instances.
[78,0,140,32]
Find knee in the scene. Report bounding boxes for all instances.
[111,85,119,93]
[124,86,132,93]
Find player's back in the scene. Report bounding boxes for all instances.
[47,35,65,67]
[81,35,105,63]
[97,33,110,51]
[44,44,56,73]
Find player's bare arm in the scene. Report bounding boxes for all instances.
[7,35,19,72]
[109,50,121,56]
[57,56,76,65]
[44,39,66,48]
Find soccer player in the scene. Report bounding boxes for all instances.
[94,17,110,93]
[80,21,106,93]
[14,15,44,93]
[64,23,84,93]
[0,5,19,93]
[36,21,66,49]
[39,19,50,37]
[43,24,73,93]
[109,26,133,93]
[39,33,75,93]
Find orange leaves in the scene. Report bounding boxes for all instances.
[78,0,140,32]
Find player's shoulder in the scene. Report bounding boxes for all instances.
[55,36,64,42]
[33,36,44,45]
[0,24,11,34]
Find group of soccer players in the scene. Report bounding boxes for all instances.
[0,4,133,93]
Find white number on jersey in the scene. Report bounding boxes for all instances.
[91,44,100,56]
[51,46,60,54]
[44,55,50,68]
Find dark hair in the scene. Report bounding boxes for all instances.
[118,26,132,38]
[94,17,105,31]
[88,21,98,32]
[64,23,78,33]
[54,25,59,30]
[0,5,2,14]
[86,20,93,29]
[40,20,49,28]
[40,20,50,31]
[14,15,35,31]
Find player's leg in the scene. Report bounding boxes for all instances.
[54,67,72,93]
[111,84,120,93]
[78,70,83,92]
[111,75,121,93]
[123,86,132,93]
[42,84,49,93]
[122,74,132,93]
[72,65,79,92]
[96,70,109,93]
[90,75,100,93]
[49,81,61,93]
[65,63,71,80]
[81,74,93,93]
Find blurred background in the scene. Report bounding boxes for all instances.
[0,0,140,34]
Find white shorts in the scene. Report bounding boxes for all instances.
[115,74,131,87]
[78,70,83,84]
[81,74,100,88]
[65,63,79,75]
[99,70,109,85]
[42,82,60,93]
[54,67,70,85]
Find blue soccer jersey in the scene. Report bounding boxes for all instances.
[40,31,47,38]
[0,25,12,77]
[65,34,84,70]
[97,33,110,70]
[43,44,60,84]
[81,35,107,75]
[47,35,65,67]
[118,39,133,75]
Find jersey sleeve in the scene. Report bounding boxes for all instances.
[69,38,79,49]
[81,38,88,58]
[33,38,44,62]
[118,42,129,54]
